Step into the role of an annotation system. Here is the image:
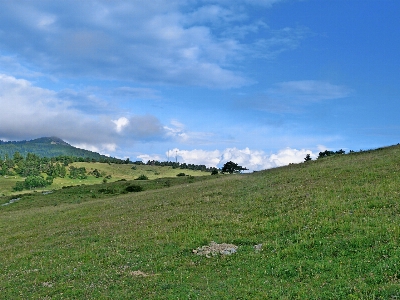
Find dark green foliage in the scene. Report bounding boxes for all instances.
[46,162,66,178]
[13,175,51,191]
[0,137,131,164]
[211,168,219,175]
[221,161,248,174]
[137,159,214,172]
[13,151,24,164]
[13,181,25,191]
[89,169,103,178]
[69,166,87,179]
[135,174,149,180]
[125,185,143,192]
[304,154,312,162]
[318,149,346,159]
[176,172,186,176]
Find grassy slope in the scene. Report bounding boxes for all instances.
[0,163,209,197]
[0,147,399,299]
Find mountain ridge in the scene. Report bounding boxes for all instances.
[0,136,110,160]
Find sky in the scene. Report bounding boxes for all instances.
[0,0,399,171]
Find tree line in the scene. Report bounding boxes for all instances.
[0,152,121,191]
[135,160,218,173]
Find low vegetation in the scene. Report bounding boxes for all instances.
[0,145,399,298]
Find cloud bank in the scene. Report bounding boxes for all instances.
[0,74,166,152]
[0,0,303,89]
[139,147,316,171]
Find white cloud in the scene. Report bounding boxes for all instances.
[171,148,222,166]
[138,146,316,171]
[0,74,166,153]
[137,154,163,162]
[0,1,302,89]
[113,117,130,133]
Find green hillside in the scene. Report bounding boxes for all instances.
[0,161,210,197]
[0,137,111,161]
[0,145,399,298]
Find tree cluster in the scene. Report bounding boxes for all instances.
[135,160,216,173]
[14,175,53,191]
[221,161,248,174]
[318,149,345,159]
[68,166,87,180]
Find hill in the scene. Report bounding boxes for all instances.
[0,136,111,161]
[0,145,399,298]
[0,161,211,197]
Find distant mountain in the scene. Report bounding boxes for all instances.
[0,137,111,161]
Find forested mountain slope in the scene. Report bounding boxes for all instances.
[0,137,109,160]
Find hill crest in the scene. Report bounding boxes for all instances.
[0,136,107,160]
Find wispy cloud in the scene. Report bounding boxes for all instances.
[270,80,352,102]
[113,87,161,100]
[240,80,353,114]
[0,1,303,89]
[164,119,222,145]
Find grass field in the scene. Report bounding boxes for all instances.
[0,147,399,299]
[0,162,210,197]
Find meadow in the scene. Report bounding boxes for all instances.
[0,146,399,299]
[0,162,209,197]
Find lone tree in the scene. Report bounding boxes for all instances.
[304,154,312,162]
[221,161,248,174]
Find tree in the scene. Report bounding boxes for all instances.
[211,168,219,175]
[304,154,312,162]
[69,166,87,179]
[13,151,24,164]
[14,175,52,191]
[221,161,248,174]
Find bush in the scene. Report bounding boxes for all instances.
[125,185,143,193]
[13,181,25,191]
[90,169,103,178]
[211,169,219,175]
[69,166,87,179]
[176,172,186,177]
[135,174,148,180]
[14,175,51,191]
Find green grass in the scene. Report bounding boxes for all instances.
[0,162,210,197]
[1,146,400,299]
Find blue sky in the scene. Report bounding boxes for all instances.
[0,0,399,171]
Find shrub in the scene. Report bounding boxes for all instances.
[135,174,148,180]
[211,169,219,175]
[69,166,87,179]
[125,185,143,193]
[176,172,186,177]
[14,175,51,191]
